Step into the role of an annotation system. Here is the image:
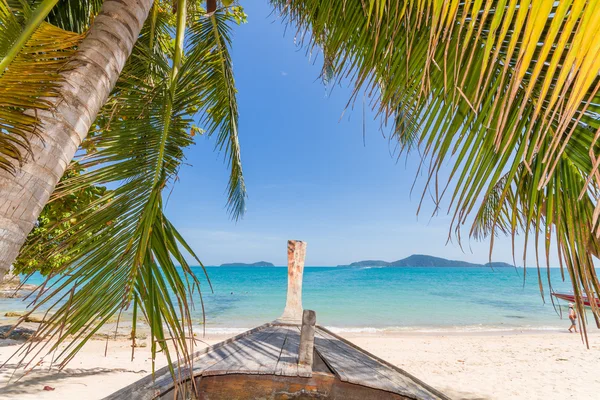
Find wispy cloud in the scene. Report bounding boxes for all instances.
[281,71,288,76]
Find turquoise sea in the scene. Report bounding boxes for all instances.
[1,266,582,333]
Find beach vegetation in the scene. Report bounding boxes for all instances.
[13,166,107,276]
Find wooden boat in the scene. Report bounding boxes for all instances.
[105,240,450,400]
[552,292,600,307]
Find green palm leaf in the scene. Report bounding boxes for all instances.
[270,0,600,338]
[13,5,245,374]
[0,0,81,173]
[46,0,103,33]
[188,8,246,219]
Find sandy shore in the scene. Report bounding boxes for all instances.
[1,326,599,400]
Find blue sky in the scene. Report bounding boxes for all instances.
[167,1,548,267]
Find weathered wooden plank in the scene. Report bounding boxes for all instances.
[256,326,291,374]
[192,337,261,374]
[274,326,298,376]
[313,329,397,392]
[314,328,443,400]
[224,326,288,375]
[103,323,274,400]
[317,326,449,399]
[314,330,419,397]
[202,326,281,376]
[200,330,274,376]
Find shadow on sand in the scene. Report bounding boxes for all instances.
[0,363,147,397]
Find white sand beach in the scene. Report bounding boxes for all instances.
[1,327,599,400]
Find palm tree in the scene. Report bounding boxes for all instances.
[1,0,600,372]
[0,0,153,279]
[1,0,246,371]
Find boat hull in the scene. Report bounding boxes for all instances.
[552,293,600,307]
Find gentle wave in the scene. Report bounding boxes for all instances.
[193,327,251,335]
[189,324,567,336]
[325,325,566,334]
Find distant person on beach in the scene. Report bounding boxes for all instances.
[568,304,577,333]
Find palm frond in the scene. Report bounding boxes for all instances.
[46,0,103,33]
[0,0,81,173]
[189,8,246,219]
[471,137,600,337]
[13,6,245,374]
[270,0,600,337]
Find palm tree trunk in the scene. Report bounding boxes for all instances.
[0,0,153,279]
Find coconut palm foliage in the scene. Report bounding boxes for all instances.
[270,1,600,337]
[9,1,246,374]
[14,166,107,276]
[46,0,103,34]
[0,0,81,172]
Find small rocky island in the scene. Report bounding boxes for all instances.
[340,254,514,268]
[219,261,275,267]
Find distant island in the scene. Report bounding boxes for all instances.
[219,261,275,267]
[339,254,514,268]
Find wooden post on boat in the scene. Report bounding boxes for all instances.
[277,240,307,324]
[298,309,316,368]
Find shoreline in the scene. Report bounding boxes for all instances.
[182,321,584,336]
[185,326,584,338]
[0,314,581,337]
